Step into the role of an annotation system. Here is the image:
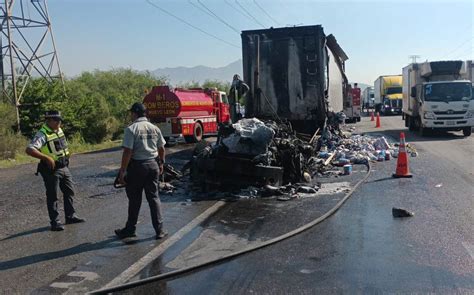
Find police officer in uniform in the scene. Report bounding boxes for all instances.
[26,111,85,231]
[115,103,168,239]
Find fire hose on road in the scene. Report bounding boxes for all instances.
[89,163,372,294]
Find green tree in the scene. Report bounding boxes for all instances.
[201,79,231,93]
[0,103,26,159]
[18,69,167,144]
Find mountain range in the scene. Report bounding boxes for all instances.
[151,59,371,90]
[152,60,242,85]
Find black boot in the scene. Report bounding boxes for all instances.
[51,223,65,231]
[155,224,168,240]
[66,216,86,224]
[115,228,136,239]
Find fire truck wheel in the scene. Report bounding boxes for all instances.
[185,122,203,143]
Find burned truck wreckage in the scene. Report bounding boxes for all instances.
[188,117,406,195]
[241,25,349,134]
[189,25,353,191]
[191,118,337,190]
[172,26,405,196]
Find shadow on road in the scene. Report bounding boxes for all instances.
[0,236,154,271]
[361,129,467,143]
[79,146,122,155]
[365,176,395,184]
[0,226,50,241]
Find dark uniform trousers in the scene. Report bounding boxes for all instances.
[125,159,163,233]
[39,164,75,225]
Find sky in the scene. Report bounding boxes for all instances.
[40,0,474,84]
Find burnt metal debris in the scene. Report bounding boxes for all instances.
[189,116,375,192]
[392,207,415,218]
[175,116,417,200]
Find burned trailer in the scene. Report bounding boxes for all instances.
[241,25,348,134]
[326,34,349,114]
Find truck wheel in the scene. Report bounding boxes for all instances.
[419,126,429,136]
[462,127,472,137]
[407,116,415,131]
[185,122,204,143]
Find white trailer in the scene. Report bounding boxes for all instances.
[402,60,474,136]
[362,86,374,110]
[327,47,344,113]
[462,60,474,82]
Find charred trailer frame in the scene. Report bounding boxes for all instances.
[242,25,332,134]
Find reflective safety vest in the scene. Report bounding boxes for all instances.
[39,124,70,161]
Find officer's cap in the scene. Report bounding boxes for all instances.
[45,110,62,121]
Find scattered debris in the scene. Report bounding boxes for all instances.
[296,186,318,194]
[392,207,414,218]
[317,182,351,195]
[188,116,416,199]
[343,164,352,175]
[163,163,183,182]
[277,194,298,202]
[159,182,175,194]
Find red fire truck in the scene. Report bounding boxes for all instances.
[143,86,231,143]
[343,83,361,123]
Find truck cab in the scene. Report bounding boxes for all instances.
[403,61,474,136]
[374,75,403,115]
[209,89,231,124]
[382,86,403,115]
[412,81,473,135]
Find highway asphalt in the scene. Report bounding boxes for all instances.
[1,116,473,294]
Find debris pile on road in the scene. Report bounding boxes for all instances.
[158,164,183,194]
[188,117,416,196]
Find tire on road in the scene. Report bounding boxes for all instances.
[419,126,430,136]
[416,117,430,136]
[462,127,472,137]
[185,122,203,143]
[407,115,416,131]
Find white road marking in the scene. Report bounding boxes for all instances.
[50,271,99,289]
[462,242,474,260]
[103,201,226,288]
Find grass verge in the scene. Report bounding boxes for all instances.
[0,140,121,169]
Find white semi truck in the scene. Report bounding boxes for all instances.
[362,86,374,110]
[402,60,474,136]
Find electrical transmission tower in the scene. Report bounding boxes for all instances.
[409,55,421,63]
[0,0,64,131]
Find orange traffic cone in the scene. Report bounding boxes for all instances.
[375,112,381,128]
[393,132,413,178]
[370,111,375,121]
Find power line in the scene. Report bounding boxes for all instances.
[453,46,474,59]
[197,0,240,34]
[235,0,267,28]
[145,0,240,48]
[441,35,474,59]
[253,0,280,26]
[223,0,257,26]
[188,0,214,18]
